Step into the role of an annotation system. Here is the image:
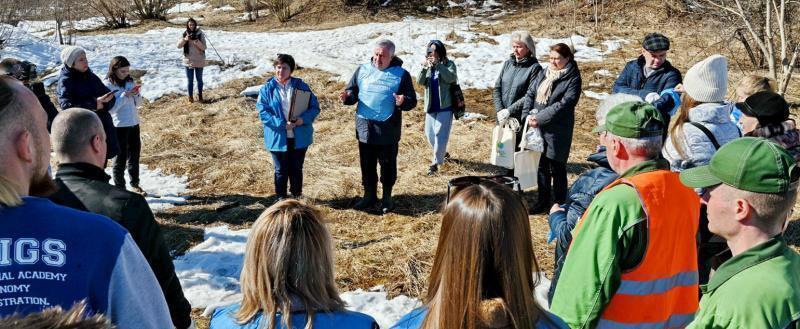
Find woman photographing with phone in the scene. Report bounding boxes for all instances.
[104,56,145,193]
[177,18,207,103]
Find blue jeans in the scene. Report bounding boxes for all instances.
[424,110,453,165]
[185,67,204,97]
[270,138,307,197]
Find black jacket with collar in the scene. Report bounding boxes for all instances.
[48,163,192,329]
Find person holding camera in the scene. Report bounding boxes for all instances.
[417,40,458,176]
[177,18,207,103]
[0,58,59,132]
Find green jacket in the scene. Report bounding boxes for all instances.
[688,237,800,329]
[417,60,457,112]
[549,160,664,328]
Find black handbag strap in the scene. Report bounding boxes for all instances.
[689,122,721,150]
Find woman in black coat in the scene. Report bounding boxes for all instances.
[523,43,582,212]
[56,46,120,160]
[493,31,542,129]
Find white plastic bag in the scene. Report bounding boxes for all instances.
[490,121,516,169]
[519,114,545,152]
[515,122,542,190]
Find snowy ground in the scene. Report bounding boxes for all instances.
[103,165,189,213]
[174,226,553,327]
[3,17,627,101]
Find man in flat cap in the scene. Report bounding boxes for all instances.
[613,33,682,123]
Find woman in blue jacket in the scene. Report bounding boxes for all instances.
[393,179,567,329]
[257,54,320,200]
[57,46,120,160]
[210,200,378,329]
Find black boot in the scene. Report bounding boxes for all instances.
[354,186,377,210]
[380,186,394,214]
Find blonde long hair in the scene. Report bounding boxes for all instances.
[736,75,775,99]
[668,92,703,159]
[0,176,22,207]
[421,180,547,329]
[236,200,345,329]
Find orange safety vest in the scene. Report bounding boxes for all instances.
[575,170,701,328]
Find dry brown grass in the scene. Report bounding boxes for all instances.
[116,1,800,327]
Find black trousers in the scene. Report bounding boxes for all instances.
[358,142,398,195]
[270,138,308,197]
[113,125,141,188]
[537,156,568,204]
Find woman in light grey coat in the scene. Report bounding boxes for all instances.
[662,55,740,172]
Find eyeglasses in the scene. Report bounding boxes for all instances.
[446,175,522,203]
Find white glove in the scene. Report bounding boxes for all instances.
[645,92,660,104]
[497,108,510,124]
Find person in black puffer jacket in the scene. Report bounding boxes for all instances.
[56,46,120,160]
[47,109,193,329]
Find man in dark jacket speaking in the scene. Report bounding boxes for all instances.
[47,109,193,329]
[339,39,417,214]
[613,33,682,121]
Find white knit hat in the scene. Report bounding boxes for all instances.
[60,46,86,68]
[683,54,728,103]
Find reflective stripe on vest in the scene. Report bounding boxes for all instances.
[598,313,695,329]
[356,63,403,122]
[576,170,701,328]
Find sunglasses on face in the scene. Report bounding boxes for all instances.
[446,175,522,203]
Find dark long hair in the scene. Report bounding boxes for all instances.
[183,18,199,56]
[106,56,132,87]
[427,40,448,63]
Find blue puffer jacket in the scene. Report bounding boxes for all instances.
[392,306,569,329]
[612,56,682,118]
[56,66,120,159]
[662,102,742,172]
[210,303,378,329]
[257,77,321,152]
[546,149,618,302]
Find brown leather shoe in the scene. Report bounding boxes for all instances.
[188,95,194,103]
[198,94,204,103]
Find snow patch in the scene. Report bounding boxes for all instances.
[175,226,554,326]
[104,165,189,213]
[167,2,208,14]
[4,18,621,100]
[213,5,237,12]
[584,90,609,100]
[594,69,613,77]
[240,85,261,97]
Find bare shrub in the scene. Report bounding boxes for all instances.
[132,0,178,20]
[703,0,800,95]
[88,0,132,28]
[260,0,305,22]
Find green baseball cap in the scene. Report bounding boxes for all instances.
[592,101,665,138]
[680,137,800,194]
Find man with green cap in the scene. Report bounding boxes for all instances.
[681,137,800,328]
[551,101,701,328]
